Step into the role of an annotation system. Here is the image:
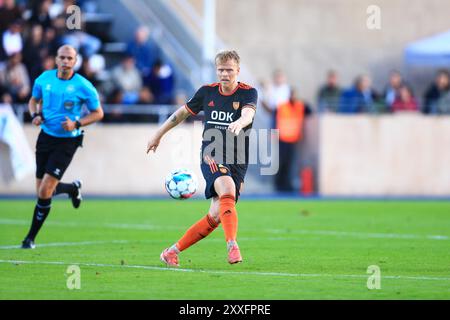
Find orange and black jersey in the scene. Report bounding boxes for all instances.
[185,82,258,166]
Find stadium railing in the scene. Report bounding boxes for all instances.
[12,104,178,125]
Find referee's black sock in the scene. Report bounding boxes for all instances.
[24,198,52,241]
[54,182,76,196]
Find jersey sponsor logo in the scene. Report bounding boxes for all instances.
[233,102,240,110]
[54,168,61,176]
[45,84,52,91]
[66,85,75,93]
[208,100,215,107]
[64,100,75,109]
[211,110,234,122]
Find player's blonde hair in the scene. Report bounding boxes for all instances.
[215,50,240,65]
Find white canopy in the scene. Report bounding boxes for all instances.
[405,30,450,66]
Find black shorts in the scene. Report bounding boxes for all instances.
[35,130,82,180]
[200,158,247,201]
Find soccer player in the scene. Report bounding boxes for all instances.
[147,50,257,266]
[21,45,104,249]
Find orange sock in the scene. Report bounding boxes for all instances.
[219,194,238,242]
[176,214,218,252]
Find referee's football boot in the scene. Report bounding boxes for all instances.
[71,180,83,209]
[21,238,36,249]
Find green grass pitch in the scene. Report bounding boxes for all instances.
[0,199,449,299]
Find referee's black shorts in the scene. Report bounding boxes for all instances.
[201,156,247,202]
[35,130,82,180]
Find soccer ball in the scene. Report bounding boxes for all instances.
[165,168,198,200]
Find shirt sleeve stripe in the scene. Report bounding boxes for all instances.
[242,104,256,111]
[184,104,196,115]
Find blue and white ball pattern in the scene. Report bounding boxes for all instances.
[165,169,198,200]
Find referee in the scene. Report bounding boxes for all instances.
[22,45,104,249]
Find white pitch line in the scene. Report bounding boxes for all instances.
[0,218,448,241]
[0,240,131,250]
[0,259,449,282]
[0,237,303,250]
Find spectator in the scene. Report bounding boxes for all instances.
[0,52,30,103]
[144,59,175,104]
[137,86,154,105]
[127,25,161,78]
[78,56,99,87]
[29,0,52,30]
[0,0,23,33]
[338,75,379,113]
[261,69,290,114]
[0,81,13,104]
[259,69,290,131]
[22,24,46,82]
[134,87,158,123]
[317,70,341,112]
[423,69,450,114]
[1,19,23,58]
[391,85,418,112]
[436,90,450,114]
[383,70,403,107]
[111,54,143,104]
[42,27,60,57]
[61,26,102,58]
[41,54,55,71]
[274,87,311,192]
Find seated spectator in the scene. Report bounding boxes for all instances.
[1,19,23,58]
[391,85,418,112]
[338,75,379,113]
[22,24,46,83]
[41,54,56,71]
[0,82,13,104]
[317,70,341,112]
[127,25,161,78]
[0,52,30,103]
[0,0,23,33]
[144,59,175,104]
[383,70,403,107]
[137,87,154,105]
[423,69,450,114]
[29,0,53,30]
[78,55,104,88]
[259,70,291,130]
[134,87,158,123]
[41,27,60,57]
[111,54,143,104]
[60,19,101,58]
[436,90,450,114]
[261,69,290,114]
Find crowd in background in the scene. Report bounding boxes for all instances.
[1,0,450,124]
[316,69,450,115]
[259,68,450,117]
[258,67,450,192]
[0,0,176,123]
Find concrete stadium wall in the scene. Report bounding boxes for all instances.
[188,0,450,103]
[1,115,449,196]
[0,123,205,196]
[319,114,450,196]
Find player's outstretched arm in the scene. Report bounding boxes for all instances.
[147,106,191,154]
[228,107,256,136]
